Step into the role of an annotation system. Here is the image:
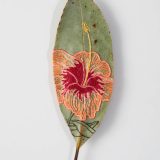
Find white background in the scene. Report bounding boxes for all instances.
[0,0,160,160]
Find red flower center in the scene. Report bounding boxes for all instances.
[62,60,104,100]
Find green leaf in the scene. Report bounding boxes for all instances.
[53,0,113,150]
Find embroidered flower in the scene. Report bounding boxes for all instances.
[53,49,113,121]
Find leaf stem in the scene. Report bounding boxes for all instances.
[74,124,84,160]
[74,146,80,160]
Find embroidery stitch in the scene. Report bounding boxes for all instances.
[53,50,113,121]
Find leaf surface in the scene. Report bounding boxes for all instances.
[53,0,113,146]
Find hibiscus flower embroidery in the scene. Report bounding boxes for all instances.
[53,49,113,121]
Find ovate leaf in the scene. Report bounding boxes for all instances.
[53,0,113,159]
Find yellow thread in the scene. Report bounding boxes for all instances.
[82,23,92,86]
[82,23,89,33]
